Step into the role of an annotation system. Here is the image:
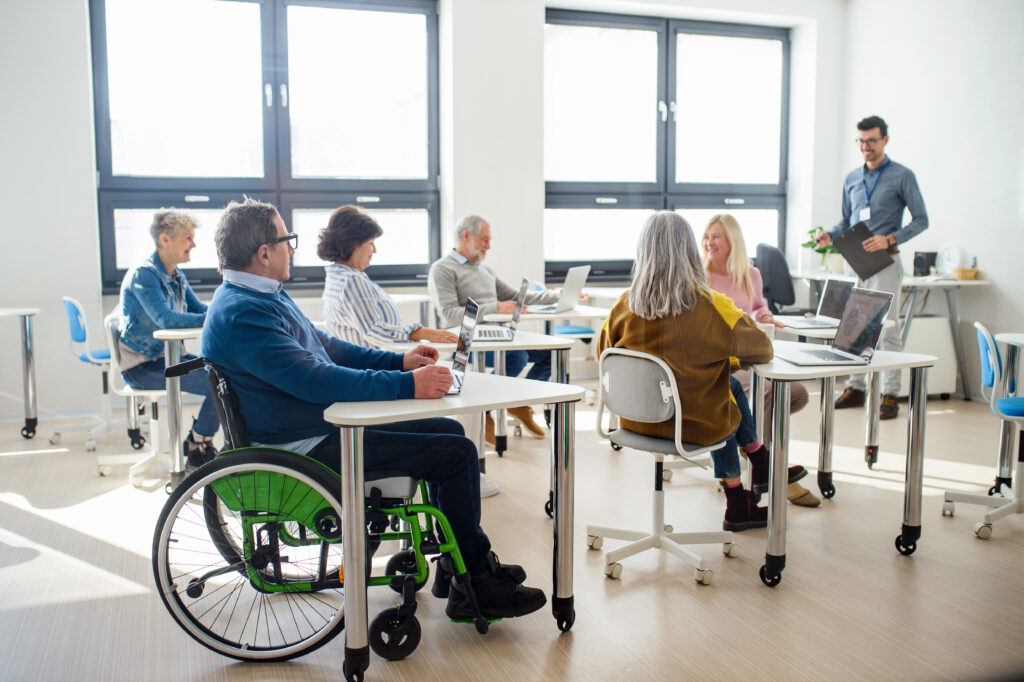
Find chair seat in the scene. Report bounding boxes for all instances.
[78,349,110,364]
[996,397,1024,418]
[609,428,721,457]
[364,476,417,499]
[554,324,595,336]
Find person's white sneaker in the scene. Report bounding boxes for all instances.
[480,473,501,498]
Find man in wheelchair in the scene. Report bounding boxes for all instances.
[200,196,545,623]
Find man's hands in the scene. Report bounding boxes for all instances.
[862,234,892,253]
[403,344,438,370]
[496,300,519,314]
[409,327,459,344]
[815,231,833,248]
[412,365,452,398]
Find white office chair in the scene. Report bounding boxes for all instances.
[99,312,166,481]
[942,322,1024,538]
[588,348,736,585]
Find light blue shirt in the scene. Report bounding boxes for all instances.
[830,157,929,245]
[321,263,420,347]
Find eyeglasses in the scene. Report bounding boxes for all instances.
[856,137,884,147]
[265,233,298,249]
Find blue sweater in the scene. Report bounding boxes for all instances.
[201,281,415,444]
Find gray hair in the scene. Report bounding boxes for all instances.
[215,196,280,271]
[629,211,710,320]
[150,211,198,247]
[454,214,488,241]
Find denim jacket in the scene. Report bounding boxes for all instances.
[118,251,207,359]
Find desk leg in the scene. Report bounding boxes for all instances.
[494,351,508,456]
[896,367,928,555]
[762,380,790,587]
[551,397,575,632]
[992,345,1018,494]
[474,352,488,473]
[818,376,836,498]
[546,348,571,519]
[340,426,370,681]
[865,371,881,469]
[166,339,185,486]
[751,372,765,445]
[419,300,430,327]
[19,314,37,438]
[900,288,920,348]
[943,288,973,400]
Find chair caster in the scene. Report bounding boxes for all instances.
[544,495,553,518]
[604,562,622,580]
[759,565,782,587]
[820,484,836,499]
[661,469,673,482]
[49,432,62,445]
[85,439,97,452]
[941,500,954,517]
[514,425,522,438]
[694,569,713,586]
[663,524,673,533]
[722,542,738,557]
[130,435,146,450]
[586,534,603,550]
[894,535,917,555]
[610,443,622,451]
[974,523,993,540]
[98,465,112,477]
[368,608,421,661]
[21,426,35,439]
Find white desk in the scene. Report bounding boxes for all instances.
[484,304,610,336]
[991,333,1024,492]
[390,293,432,326]
[795,273,989,399]
[753,341,936,586]
[153,327,203,483]
[324,372,585,680]
[1,308,40,438]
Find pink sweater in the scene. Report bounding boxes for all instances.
[707,267,771,322]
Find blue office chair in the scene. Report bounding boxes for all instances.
[941,322,1024,539]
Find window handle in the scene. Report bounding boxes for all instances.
[669,101,677,122]
[279,83,288,108]
[658,100,668,122]
[595,197,618,205]
[356,196,381,203]
[724,198,746,206]
[184,195,211,203]
[264,83,273,107]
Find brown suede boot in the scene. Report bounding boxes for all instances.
[723,484,768,531]
[745,446,808,494]
[509,406,545,437]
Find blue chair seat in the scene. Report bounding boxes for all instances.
[78,349,111,364]
[554,324,595,336]
[995,397,1024,418]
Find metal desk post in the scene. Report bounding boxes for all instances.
[896,367,928,554]
[165,339,185,485]
[993,344,1019,493]
[474,352,488,473]
[865,372,881,468]
[817,376,836,498]
[943,288,973,400]
[762,380,791,586]
[494,351,508,456]
[19,313,38,438]
[340,425,369,680]
[751,371,765,445]
[551,346,575,631]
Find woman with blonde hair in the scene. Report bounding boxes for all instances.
[702,214,817,507]
[599,211,808,530]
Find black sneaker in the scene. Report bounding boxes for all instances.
[746,447,808,494]
[183,433,217,474]
[446,570,547,620]
[835,387,866,409]
[432,552,526,599]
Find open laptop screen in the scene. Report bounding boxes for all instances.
[510,279,529,329]
[452,298,479,375]
[817,279,854,319]
[832,288,893,359]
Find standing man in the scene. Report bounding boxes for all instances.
[817,115,929,419]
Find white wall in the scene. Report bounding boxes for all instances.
[843,0,1024,389]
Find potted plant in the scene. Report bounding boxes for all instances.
[801,226,844,273]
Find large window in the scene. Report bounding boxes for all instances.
[544,11,789,280]
[91,0,439,292]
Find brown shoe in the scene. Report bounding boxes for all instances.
[485,414,495,446]
[508,406,545,437]
[834,387,866,409]
[880,394,899,420]
[787,483,821,507]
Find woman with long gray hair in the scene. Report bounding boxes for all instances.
[598,211,805,530]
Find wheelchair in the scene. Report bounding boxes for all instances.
[152,358,490,664]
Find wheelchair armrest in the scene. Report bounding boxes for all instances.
[165,357,206,378]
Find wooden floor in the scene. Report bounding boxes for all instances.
[1,385,1023,681]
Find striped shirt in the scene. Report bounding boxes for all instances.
[321,263,421,347]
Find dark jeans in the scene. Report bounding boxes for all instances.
[122,354,220,437]
[308,417,491,575]
[485,349,551,381]
[731,376,758,449]
[710,377,759,479]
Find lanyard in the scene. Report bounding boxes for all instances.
[862,157,892,203]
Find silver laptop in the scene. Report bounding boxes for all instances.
[448,298,481,395]
[474,279,529,342]
[530,265,590,314]
[781,279,855,330]
[775,288,894,366]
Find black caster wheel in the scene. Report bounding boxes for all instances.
[544,498,553,518]
[988,484,999,496]
[940,393,951,400]
[343,656,366,682]
[894,536,917,556]
[610,442,622,451]
[368,608,421,661]
[130,436,146,450]
[384,549,427,593]
[821,484,836,499]
[557,613,575,632]
[20,427,35,439]
[759,565,782,587]
[185,578,204,599]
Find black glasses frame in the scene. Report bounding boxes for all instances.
[266,233,299,249]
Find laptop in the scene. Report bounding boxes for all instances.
[833,222,895,280]
[448,298,481,395]
[473,279,529,342]
[774,288,894,366]
[530,265,591,314]
[780,279,855,329]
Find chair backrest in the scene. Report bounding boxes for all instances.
[974,321,1010,415]
[103,312,130,395]
[599,348,677,425]
[63,296,107,364]
[755,244,796,313]
[204,363,250,450]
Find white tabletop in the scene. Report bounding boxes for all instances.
[583,286,628,301]
[995,333,1024,348]
[774,317,895,341]
[484,304,610,323]
[390,293,432,305]
[324,372,585,426]
[383,329,575,354]
[794,272,989,288]
[753,340,936,381]
[153,327,203,341]
[0,308,40,318]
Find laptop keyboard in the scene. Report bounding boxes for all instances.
[801,319,835,327]
[804,349,854,362]
[476,328,509,340]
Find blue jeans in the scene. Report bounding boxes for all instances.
[710,377,759,479]
[122,354,220,438]
[485,350,551,381]
[308,417,491,575]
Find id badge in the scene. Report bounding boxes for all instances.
[859,207,871,222]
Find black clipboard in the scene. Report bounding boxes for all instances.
[833,222,894,280]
